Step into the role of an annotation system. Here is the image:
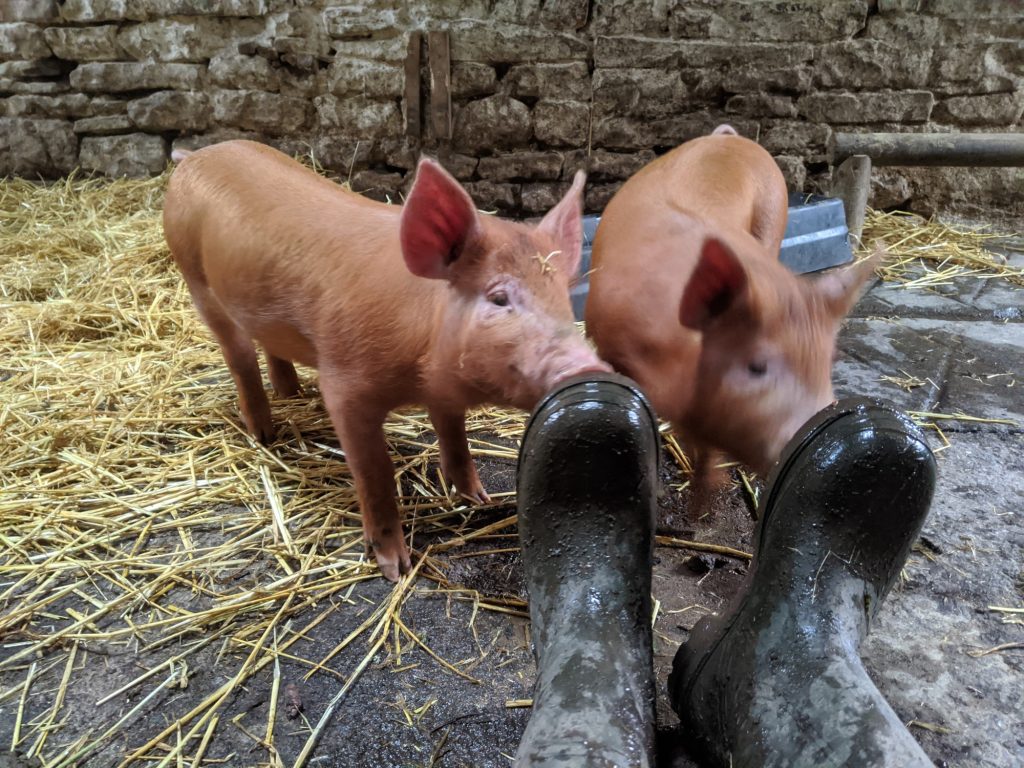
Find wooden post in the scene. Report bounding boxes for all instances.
[830,155,872,246]
[403,31,422,138]
[427,30,451,140]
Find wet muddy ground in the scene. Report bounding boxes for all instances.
[2,240,1022,768]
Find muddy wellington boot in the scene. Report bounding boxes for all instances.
[514,373,660,768]
[669,398,937,768]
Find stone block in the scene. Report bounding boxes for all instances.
[719,65,814,94]
[0,79,68,94]
[585,182,620,212]
[521,182,569,214]
[452,94,532,152]
[213,89,310,135]
[815,39,932,89]
[929,44,1020,94]
[328,57,403,99]
[350,169,404,201]
[322,3,403,39]
[44,26,122,61]
[277,67,321,97]
[463,180,517,210]
[0,23,51,61]
[505,62,590,101]
[865,13,943,45]
[0,59,61,78]
[539,0,590,31]
[1,93,88,117]
[309,135,374,169]
[869,168,912,210]
[404,0,490,22]
[593,68,687,119]
[595,37,814,70]
[79,132,167,177]
[72,114,132,134]
[433,151,478,180]
[924,0,1022,17]
[933,92,1024,126]
[128,90,210,131]
[209,53,278,91]
[451,63,497,99]
[725,93,796,118]
[586,148,655,180]
[448,20,588,63]
[774,155,807,193]
[877,0,920,10]
[0,117,76,176]
[595,36,677,68]
[1,1,59,23]
[314,93,400,137]
[669,0,868,42]
[70,62,205,92]
[117,18,263,63]
[891,166,1024,220]
[332,36,407,63]
[60,0,140,22]
[533,99,589,147]
[760,121,832,156]
[594,112,737,150]
[797,90,934,123]
[60,0,266,22]
[477,151,564,181]
[378,137,419,171]
[939,17,1024,44]
[590,0,670,35]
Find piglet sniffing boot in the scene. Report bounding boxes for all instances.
[669,398,937,768]
[514,373,661,768]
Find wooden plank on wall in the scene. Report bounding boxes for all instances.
[404,31,422,138]
[427,30,451,140]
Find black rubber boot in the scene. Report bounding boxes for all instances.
[669,398,937,768]
[514,373,660,768]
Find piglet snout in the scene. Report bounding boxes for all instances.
[544,347,613,391]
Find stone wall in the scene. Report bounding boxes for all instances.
[1,0,1022,218]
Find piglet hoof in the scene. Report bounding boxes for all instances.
[459,484,491,506]
[373,537,413,583]
[244,411,276,445]
[446,465,490,505]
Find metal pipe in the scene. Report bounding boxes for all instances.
[829,132,1024,167]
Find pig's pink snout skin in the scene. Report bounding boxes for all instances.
[547,350,613,390]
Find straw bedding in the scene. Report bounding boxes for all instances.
[0,170,1019,766]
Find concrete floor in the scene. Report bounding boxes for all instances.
[261,240,1024,767]
[2,240,1020,768]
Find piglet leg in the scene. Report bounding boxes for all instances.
[322,377,411,581]
[429,406,490,505]
[191,288,274,444]
[689,442,731,517]
[266,351,302,398]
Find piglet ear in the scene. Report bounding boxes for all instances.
[536,170,586,275]
[400,158,480,280]
[815,242,883,318]
[679,236,749,330]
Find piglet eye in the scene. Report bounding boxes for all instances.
[748,361,768,376]
[488,290,510,307]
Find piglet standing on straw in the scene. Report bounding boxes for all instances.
[163,140,609,581]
